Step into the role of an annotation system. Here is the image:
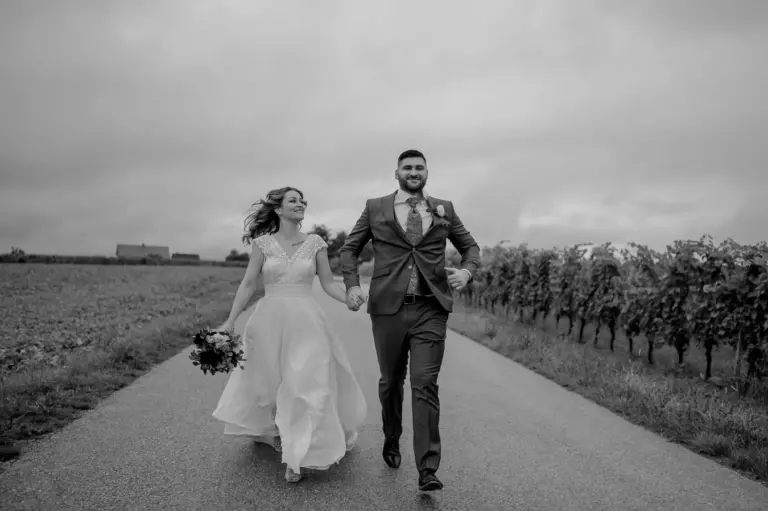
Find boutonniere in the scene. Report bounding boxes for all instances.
[426,199,449,226]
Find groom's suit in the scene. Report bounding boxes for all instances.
[339,189,480,475]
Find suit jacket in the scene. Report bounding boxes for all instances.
[339,190,481,315]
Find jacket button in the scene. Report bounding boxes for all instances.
[408,265,413,269]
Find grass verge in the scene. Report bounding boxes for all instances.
[447,302,768,486]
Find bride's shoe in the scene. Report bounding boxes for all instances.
[285,466,303,483]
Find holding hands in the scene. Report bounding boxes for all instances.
[346,287,368,311]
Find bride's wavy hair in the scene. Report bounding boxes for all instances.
[242,186,305,245]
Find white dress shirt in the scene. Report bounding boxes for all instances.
[394,188,432,234]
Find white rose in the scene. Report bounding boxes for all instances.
[435,204,445,217]
[211,333,229,347]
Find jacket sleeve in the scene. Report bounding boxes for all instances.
[447,201,480,281]
[339,200,373,290]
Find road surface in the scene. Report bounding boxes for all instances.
[1,280,767,510]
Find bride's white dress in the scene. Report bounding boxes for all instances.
[212,233,367,472]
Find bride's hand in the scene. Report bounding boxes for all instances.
[216,321,234,332]
[352,293,368,310]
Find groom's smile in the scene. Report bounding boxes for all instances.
[396,155,428,193]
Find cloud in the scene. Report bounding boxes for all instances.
[1,0,767,259]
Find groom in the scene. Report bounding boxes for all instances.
[339,149,481,491]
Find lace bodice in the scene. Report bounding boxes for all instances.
[253,234,328,294]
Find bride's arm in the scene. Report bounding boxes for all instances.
[222,242,265,325]
[315,247,351,304]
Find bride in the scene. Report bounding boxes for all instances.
[211,186,367,483]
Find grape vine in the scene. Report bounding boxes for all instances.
[451,236,768,392]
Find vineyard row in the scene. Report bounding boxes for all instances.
[450,236,768,387]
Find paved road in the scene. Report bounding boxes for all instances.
[2,280,767,510]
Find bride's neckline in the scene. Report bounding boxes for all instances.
[270,233,311,261]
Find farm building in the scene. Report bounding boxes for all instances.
[172,252,200,261]
[116,243,171,260]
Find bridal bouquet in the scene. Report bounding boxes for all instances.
[189,328,246,375]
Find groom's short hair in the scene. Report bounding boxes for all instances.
[397,149,426,166]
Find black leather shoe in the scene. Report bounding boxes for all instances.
[418,472,443,492]
[382,439,401,468]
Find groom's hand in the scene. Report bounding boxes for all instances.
[446,267,470,291]
[346,287,367,311]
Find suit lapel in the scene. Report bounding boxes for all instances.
[422,197,440,239]
[382,192,410,244]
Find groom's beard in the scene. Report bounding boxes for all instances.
[399,176,426,193]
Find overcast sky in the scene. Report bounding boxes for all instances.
[1,0,766,259]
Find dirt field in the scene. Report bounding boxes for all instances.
[0,263,253,451]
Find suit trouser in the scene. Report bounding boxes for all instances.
[370,296,448,474]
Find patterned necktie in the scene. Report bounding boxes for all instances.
[405,197,426,294]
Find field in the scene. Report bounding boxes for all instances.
[0,263,254,458]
